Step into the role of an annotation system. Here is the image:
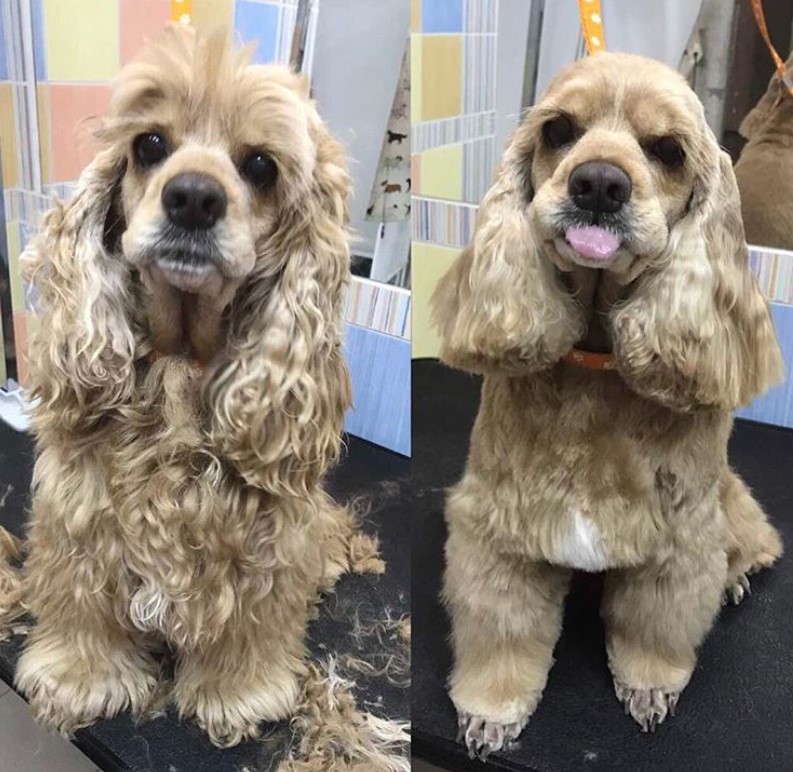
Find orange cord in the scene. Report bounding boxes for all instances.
[749,0,793,96]
[577,0,606,55]
[171,0,194,26]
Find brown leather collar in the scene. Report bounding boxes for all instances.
[563,348,617,371]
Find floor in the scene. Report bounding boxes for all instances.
[0,681,98,771]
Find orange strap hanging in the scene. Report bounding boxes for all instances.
[578,0,606,55]
[749,0,793,96]
[171,0,194,26]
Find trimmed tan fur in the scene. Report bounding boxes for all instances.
[432,52,784,759]
[9,26,360,747]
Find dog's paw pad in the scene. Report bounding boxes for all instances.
[615,684,679,732]
[724,573,751,606]
[457,712,525,761]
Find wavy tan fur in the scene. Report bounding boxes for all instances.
[431,53,784,756]
[8,26,362,747]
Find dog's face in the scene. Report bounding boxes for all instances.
[109,30,317,299]
[526,54,706,275]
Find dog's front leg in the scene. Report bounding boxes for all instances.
[601,495,726,732]
[17,460,158,734]
[444,526,571,760]
[172,565,310,747]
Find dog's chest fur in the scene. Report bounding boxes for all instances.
[108,359,285,647]
[460,369,731,570]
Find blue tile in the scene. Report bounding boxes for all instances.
[234,0,280,64]
[422,0,464,33]
[31,0,46,80]
[0,8,6,81]
[343,324,411,456]
[737,302,793,429]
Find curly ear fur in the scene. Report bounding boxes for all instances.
[613,149,783,411]
[431,143,583,375]
[206,126,352,498]
[22,148,137,435]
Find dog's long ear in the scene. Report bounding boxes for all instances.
[22,148,136,434]
[613,143,783,411]
[206,123,352,498]
[431,134,583,375]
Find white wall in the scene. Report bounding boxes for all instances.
[310,0,410,258]
[536,0,704,97]
[495,0,532,155]
[494,0,705,155]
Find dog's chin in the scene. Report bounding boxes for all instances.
[154,256,223,293]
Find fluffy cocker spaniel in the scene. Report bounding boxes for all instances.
[9,27,360,746]
[432,53,784,759]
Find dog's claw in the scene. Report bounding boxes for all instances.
[725,572,752,605]
[458,712,525,761]
[616,683,679,733]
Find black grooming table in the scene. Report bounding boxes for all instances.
[0,421,409,772]
[412,359,793,772]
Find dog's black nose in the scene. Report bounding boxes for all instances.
[568,162,632,214]
[162,173,228,230]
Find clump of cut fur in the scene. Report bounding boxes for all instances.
[0,526,24,636]
[277,657,409,772]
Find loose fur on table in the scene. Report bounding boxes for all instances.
[734,51,793,250]
[0,25,376,747]
[432,52,784,760]
[275,657,410,772]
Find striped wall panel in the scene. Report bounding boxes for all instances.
[343,323,411,456]
[737,302,793,429]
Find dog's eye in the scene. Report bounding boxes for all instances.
[542,115,576,149]
[241,152,278,190]
[133,133,169,168]
[648,136,686,168]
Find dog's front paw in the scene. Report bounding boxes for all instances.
[176,667,301,747]
[723,572,751,606]
[16,637,157,734]
[615,682,679,732]
[457,712,526,761]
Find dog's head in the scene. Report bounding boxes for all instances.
[526,53,706,275]
[111,29,316,297]
[24,27,352,491]
[432,52,782,410]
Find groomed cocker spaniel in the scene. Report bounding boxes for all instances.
[432,52,784,759]
[10,27,360,746]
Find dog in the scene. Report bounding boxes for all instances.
[9,26,359,747]
[734,53,793,250]
[431,52,783,760]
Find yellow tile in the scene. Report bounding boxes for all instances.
[412,242,461,358]
[421,35,462,120]
[411,34,422,123]
[419,145,463,201]
[0,85,18,188]
[36,85,52,182]
[411,0,420,33]
[192,0,234,34]
[43,0,119,80]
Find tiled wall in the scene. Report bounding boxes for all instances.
[411,0,498,356]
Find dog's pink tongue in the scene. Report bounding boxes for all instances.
[565,226,620,260]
